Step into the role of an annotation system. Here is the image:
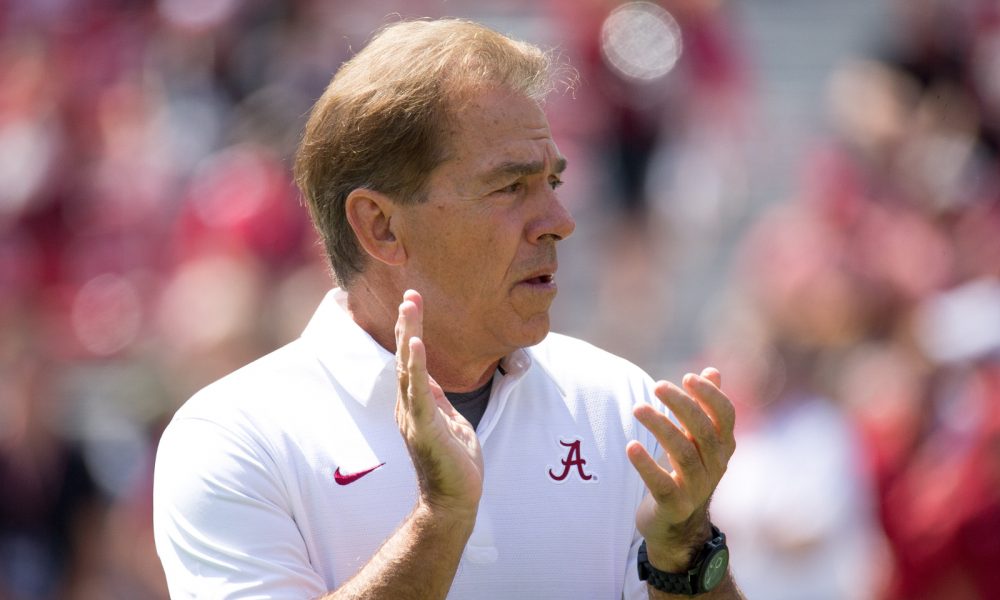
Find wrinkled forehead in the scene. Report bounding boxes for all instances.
[442,87,560,169]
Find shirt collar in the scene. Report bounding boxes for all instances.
[300,288,544,405]
[300,288,396,407]
[499,347,532,379]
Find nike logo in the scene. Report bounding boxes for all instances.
[334,463,385,485]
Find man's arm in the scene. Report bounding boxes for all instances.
[318,502,474,599]
[319,289,484,599]
[628,369,746,599]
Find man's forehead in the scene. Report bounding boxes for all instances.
[439,87,565,185]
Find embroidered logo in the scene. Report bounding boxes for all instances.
[548,439,594,482]
[334,463,385,485]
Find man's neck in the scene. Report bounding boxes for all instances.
[345,282,502,393]
[420,350,500,393]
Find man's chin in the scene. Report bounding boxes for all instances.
[515,314,551,348]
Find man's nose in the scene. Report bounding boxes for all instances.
[531,189,576,243]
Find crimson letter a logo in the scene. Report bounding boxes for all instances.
[548,439,594,481]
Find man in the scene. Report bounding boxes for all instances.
[154,18,743,599]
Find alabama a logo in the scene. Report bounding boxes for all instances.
[548,439,596,482]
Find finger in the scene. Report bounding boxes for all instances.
[626,439,681,505]
[403,291,423,356]
[403,288,422,313]
[682,372,736,438]
[634,403,704,481]
[396,295,424,419]
[680,375,736,474]
[701,367,722,388]
[426,375,456,415]
[396,288,423,341]
[407,335,434,423]
[654,381,718,454]
[395,301,413,400]
[399,295,426,360]
[395,301,409,359]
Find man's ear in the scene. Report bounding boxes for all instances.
[345,188,406,266]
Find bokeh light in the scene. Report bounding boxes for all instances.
[600,2,682,82]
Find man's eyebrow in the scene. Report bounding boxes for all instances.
[480,156,568,183]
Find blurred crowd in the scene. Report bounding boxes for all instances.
[709,1,1000,598]
[0,0,998,599]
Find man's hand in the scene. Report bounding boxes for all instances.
[627,367,737,571]
[395,289,484,518]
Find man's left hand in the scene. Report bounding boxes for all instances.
[627,367,736,570]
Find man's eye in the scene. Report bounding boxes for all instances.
[497,182,524,194]
[549,178,564,191]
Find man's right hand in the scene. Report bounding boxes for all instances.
[394,289,484,518]
[315,290,485,599]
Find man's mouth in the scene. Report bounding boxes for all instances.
[524,274,554,285]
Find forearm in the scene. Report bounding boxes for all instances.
[318,502,475,600]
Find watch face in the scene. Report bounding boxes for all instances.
[699,546,729,591]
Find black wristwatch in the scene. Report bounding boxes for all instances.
[637,525,729,595]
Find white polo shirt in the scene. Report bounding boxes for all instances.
[154,289,664,599]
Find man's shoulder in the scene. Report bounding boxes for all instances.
[172,337,326,425]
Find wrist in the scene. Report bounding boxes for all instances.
[645,514,713,572]
[414,498,478,533]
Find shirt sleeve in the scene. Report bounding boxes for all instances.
[153,416,327,599]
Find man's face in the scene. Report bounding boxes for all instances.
[394,88,575,362]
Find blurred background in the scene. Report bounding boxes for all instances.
[2,0,999,598]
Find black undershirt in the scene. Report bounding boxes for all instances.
[444,375,493,431]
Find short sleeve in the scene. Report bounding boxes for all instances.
[153,417,327,599]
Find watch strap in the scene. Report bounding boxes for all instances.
[637,525,727,595]
[638,540,696,594]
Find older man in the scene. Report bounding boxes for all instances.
[154,19,743,599]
